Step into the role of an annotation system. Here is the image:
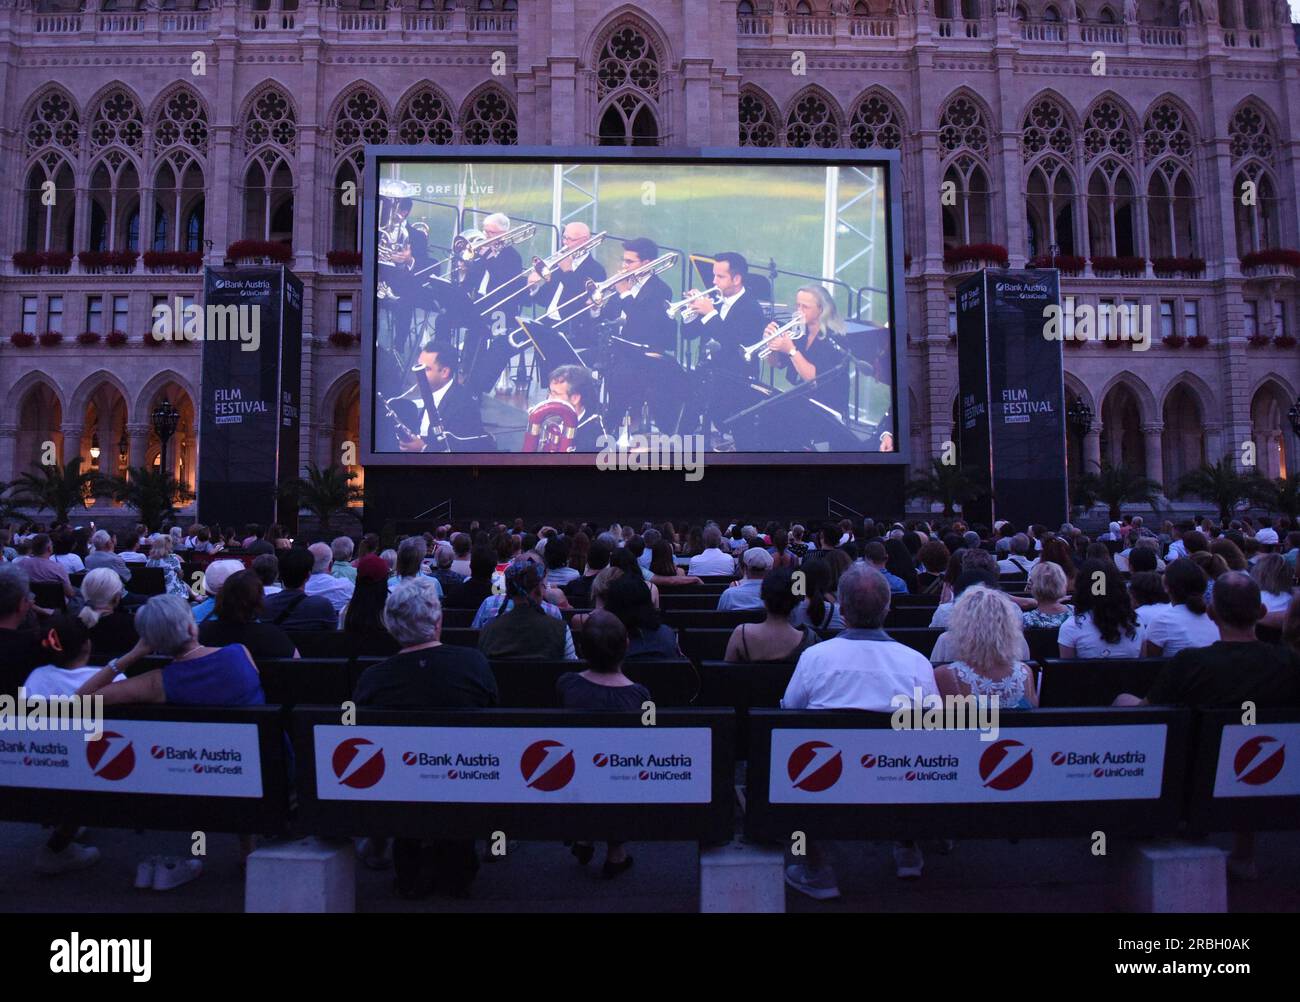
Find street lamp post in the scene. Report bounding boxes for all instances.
[151,399,180,492]
[1288,396,1300,439]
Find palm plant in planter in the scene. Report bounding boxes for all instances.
[278,462,364,533]
[1173,455,1271,525]
[1071,460,1162,521]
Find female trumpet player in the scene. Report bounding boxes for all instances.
[762,284,851,419]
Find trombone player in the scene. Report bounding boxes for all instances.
[527,222,607,348]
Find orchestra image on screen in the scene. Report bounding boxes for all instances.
[368,157,898,460]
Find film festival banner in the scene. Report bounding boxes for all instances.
[197,266,303,531]
[768,724,1169,805]
[956,269,1068,529]
[313,725,712,804]
[0,720,264,798]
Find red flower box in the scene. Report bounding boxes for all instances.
[1027,253,1086,274]
[144,331,169,347]
[106,330,128,347]
[9,331,36,347]
[1276,335,1298,348]
[39,332,63,347]
[943,243,1009,267]
[1186,334,1209,348]
[328,332,359,348]
[77,249,139,270]
[227,240,293,263]
[1151,256,1206,277]
[1091,255,1146,275]
[143,250,203,270]
[12,250,72,270]
[77,331,102,345]
[326,250,363,267]
[1240,249,1300,270]
[1162,334,1186,348]
[1247,333,1272,347]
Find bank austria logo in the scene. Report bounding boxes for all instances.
[86,731,135,781]
[1233,735,1285,786]
[787,740,842,792]
[331,737,386,789]
[520,739,575,792]
[979,738,1033,791]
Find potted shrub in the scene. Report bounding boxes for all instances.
[9,331,36,347]
[1091,255,1146,276]
[1151,256,1206,278]
[77,331,102,345]
[1027,253,1086,275]
[227,240,293,264]
[943,243,1009,270]
[326,249,363,269]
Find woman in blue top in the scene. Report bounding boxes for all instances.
[145,534,193,601]
[934,585,1039,710]
[78,593,264,890]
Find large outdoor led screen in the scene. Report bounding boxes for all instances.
[361,147,907,466]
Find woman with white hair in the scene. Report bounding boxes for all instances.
[190,558,246,624]
[1021,561,1072,628]
[351,577,497,899]
[76,567,138,656]
[77,593,265,890]
[934,586,1038,709]
[146,534,190,599]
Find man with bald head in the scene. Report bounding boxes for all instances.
[304,540,355,615]
[781,564,939,897]
[528,220,607,348]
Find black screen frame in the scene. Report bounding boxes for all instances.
[359,144,909,468]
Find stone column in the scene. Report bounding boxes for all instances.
[1142,422,1164,487]
[1084,426,1102,472]
[127,422,150,472]
[59,423,85,467]
[0,426,17,482]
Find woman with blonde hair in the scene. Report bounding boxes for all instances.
[934,586,1038,709]
[1022,561,1072,628]
[570,566,623,638]
[76,567,138,656]
[146,534,190,599]
[761,284,851,416]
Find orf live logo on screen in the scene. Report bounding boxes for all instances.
[1212,724,1300,798]
[767,726,1170,805]
[313,725,712,804]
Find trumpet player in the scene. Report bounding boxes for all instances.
[691,252,767,376]
[610,237,675,352]
[528,222,607,347]
[764,284,851,417]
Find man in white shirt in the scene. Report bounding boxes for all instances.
[716,547,771,610]
[687,526,736,577]
[997,534,1038,576]
[304,541,354,615]
[782,564,939,896]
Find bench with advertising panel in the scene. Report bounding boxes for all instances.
[1036,658,1168,708]
[290,706,735,843]
[0,704,291,834]
[1185,707,1300,833]
[744,707,1192,842]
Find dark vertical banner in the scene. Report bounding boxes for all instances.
[198,266,300,532]
[957,269,1067,529]
[956,274,993,526]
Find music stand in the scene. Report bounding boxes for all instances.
[720,357,863,452]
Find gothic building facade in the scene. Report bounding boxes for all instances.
[1,0,1297,515]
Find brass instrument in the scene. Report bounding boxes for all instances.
[530,231,608,282]
[741,315,807,362]
[553,252,678,326]
[423,223,537,283]
[666,285,723,324]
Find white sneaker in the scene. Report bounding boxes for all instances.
[35,842,101,875]
[134,856,159,889]
[784,863,841,900]
[893,843,924,880]
[151,857,202,891]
